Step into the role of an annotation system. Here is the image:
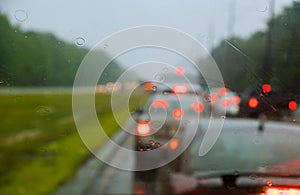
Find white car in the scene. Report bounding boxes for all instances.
[208,88,241,116]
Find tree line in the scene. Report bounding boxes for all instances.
[211,2,300,94]
[0,13,123,86]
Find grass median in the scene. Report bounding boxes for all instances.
[0,90,148,195]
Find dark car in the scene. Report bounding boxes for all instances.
[239,84,298,118]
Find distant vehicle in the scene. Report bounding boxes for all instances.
[134,93,207,152]
[239,84,298,118]
[207,88,241,116]
[158,82,204,95]
[142,66,204,95]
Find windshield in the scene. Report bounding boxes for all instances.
[1,0,300,195]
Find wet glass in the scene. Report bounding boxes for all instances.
[1,0,300,195]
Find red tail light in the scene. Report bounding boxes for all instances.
[221,98,231,107]
[191,102,204,113]
[248,97,259,108]
[172,108,183,120]
[135,184,145,195]
[169,138,179,150]
[144,82,154,91]
[210,93,219,103]
[152,99,169,109]
[136,121,151,136]
[172,84,189,94]
[266,187,300,195]
[174,66,185,75]
[262,84,272,93]
[231,95,241,105]
[218,88,228,96]
[289,100,298,111]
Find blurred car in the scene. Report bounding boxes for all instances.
[133,92,208,183]
[142,66,204,95]
[160,82,204,95]
[207,88,241,116]
[239,84,298,118]
[134,93,207,152]
[168,118,300,194]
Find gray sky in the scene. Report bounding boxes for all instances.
[0,0,295,48]
[0,0,296,78]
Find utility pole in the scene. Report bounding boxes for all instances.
[262,0,275,83]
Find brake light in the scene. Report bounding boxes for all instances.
[248,97,259,108]
[136,121,151,136]
[144,82,154,91]
[169,138,179,150]
[172,84,189,94]
[221,98,231,107]
[135,184,145,195]
[231,96,241,105]
[266,187,300,195]
[289,100,298,111]
[152,99,169,109]
[172,108,183,120]
[262,84,272,93]
[210,93,219,103]
[174,66,185,75]
[218,88,228,96]
[191,102,204,113]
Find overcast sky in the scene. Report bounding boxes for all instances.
[0,0,295,47]
[0,0,296,78]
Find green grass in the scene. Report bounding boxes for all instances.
[0,90,148,195]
